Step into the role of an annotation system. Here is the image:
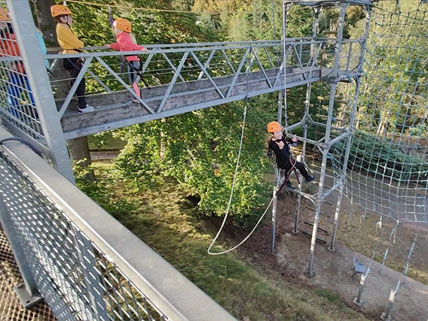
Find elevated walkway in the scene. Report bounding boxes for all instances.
[48,39,363,139]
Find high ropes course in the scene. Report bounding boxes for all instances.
[0,0,427,320]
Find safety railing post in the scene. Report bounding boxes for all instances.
[6,0,74,182]
[0,197,42,308]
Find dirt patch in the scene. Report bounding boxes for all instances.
[235,190,428,321]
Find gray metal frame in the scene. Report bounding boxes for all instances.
[270,0,373,278]
[5,0,74,182]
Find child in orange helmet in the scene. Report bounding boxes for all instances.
[51,4,94,113]
[107,18,147,101]
[267,121,314,187]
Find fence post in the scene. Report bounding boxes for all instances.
[6,0,75,183]
[0,197,42,308]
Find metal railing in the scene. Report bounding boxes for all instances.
[0,126,236,321]
[0,36,364,142]
[49,38,363,115]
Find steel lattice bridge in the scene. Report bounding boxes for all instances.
[0,38,364,141]
[58,39,362,139]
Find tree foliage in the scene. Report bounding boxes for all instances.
[61,0,425,218]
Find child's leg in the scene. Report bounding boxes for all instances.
[68,58,88,108]
[128,61,141,98]
[295,161,310,180]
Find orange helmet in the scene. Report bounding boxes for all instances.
[113,18,131,33]
[267,121,282,133]
[50,4,72,17]
[0,7,10,22]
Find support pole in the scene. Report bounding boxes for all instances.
[6,0,74,183]
[353,269,369,306]
[381,234,418,321]
[295,7,320,234]
[305,1,348,276]
[305,81,338,277]
[282,2,291,129]
[0,198,42,308]
[329,77,362,251]
[332,3,348,76]
[271,167,280,253]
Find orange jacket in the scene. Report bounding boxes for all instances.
[0,31,25,73]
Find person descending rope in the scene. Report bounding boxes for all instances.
[106,18,147,102]
[267,121,314,188]
[51,4,94,114]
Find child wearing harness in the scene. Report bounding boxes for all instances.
[51,4,94,114]
[267,121,314,188]
[106,18,147,101]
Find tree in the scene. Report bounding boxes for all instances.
[36,0,93,175]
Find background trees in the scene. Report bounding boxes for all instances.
[37,0,426,217]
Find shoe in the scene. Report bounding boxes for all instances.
[305,175,314,183]
[286,181,295,189]
[78,105,95,113]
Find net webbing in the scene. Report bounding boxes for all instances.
[332,5,428,223]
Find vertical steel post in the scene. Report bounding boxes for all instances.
[381,234,418,321]
[306,81,337,277]
[282,1,291,129]
[332,3,348,76]
[0,197,42,308]
[305,2,347,277]
[329,4,373,251]
[271,167,279,253]
[353,267,369,306]
[358,5,373,72]
[329,77,362,251]
[277,90,283,123]
[294,7,320,234]
[6,0,75,183]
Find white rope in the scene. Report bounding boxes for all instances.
[208,45,279,256]
[207,98,250,255]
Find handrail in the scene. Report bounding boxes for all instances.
[0,125,237,321]
[45,38,342,59]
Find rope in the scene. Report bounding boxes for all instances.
[208,45,270,256]
[62,0,222,15]
[207,89,249,255]
[0,137,43,157]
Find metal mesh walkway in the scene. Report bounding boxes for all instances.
[0,227,56,321]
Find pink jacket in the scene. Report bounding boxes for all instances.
[109,32,145,62]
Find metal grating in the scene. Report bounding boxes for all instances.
[0,149,169,321]
[0,226,56,321]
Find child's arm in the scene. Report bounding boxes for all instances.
[108,42,120,50]
[116,32,145,51]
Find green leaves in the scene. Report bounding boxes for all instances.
[115,99,274,217]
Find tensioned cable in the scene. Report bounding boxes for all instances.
[62,0,222,15]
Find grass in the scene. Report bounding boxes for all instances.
[88,162,370,321]
[335,212,428,286]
